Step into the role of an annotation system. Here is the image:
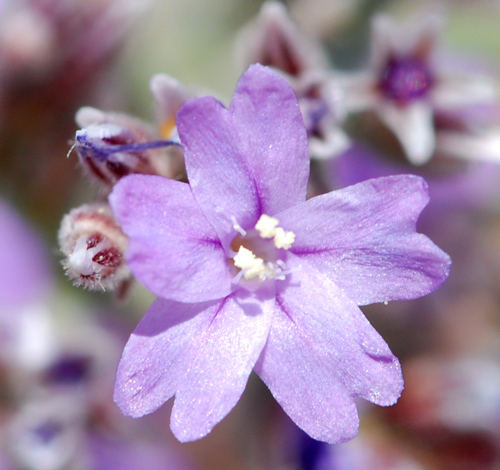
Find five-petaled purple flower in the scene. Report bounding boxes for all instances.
[109,64,451,443]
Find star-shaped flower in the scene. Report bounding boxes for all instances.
[109,64,450,443]
[342,10,497,165]
[236,1,349,159]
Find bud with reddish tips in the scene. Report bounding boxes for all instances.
[73,107,184,188]
[58,203,130,292]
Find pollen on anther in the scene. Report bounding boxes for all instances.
[233,246,271,281]
[273,227,295,249]
[255,214,295,250]
[255,214,279,238]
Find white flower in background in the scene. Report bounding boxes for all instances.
[236,1,349,160]
[342,9,498,165]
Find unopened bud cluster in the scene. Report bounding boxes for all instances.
[73,107,186,189]
[58,203,130,292]
[59,75,193,296]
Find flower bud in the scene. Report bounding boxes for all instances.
[58,203,130,292]
[73,106,185,188]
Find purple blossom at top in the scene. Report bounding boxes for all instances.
[109,65,451,443]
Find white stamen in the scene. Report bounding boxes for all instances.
[231,269,246,285]
[66,142,77,159]
[255,214,295,250]
[276,259,287,269]
[231,216,247,237]
[278,263,302,279]
[233,246,299,283]
[273,227,295,249]
[233,246,273,281]
[266,261,280,278]
[231,214,297,284]
[255,214,279,238]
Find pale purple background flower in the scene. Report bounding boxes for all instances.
[109,64,450,444]
[341,9,497,165]
[0,199,51,309]
[0,199,193,469]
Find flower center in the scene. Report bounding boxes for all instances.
[379,57,433,102]
[230,214,295,283]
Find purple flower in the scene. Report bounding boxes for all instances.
[109,65,450,443]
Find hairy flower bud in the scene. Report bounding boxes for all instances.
[72,107,185,188]
[58,203,130,292]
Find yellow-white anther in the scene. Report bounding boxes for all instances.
[255,214,295,250]
[255,214,279,238]
[273,227,295,249]
[233,246,274,281]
